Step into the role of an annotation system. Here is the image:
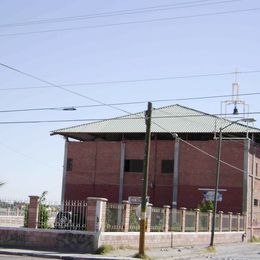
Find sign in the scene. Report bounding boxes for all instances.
[128,196,150,205]
[203,191,223,202]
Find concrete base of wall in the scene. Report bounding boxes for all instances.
[0,227,96,253]
[0,227,245,253]
[99,232,246,249]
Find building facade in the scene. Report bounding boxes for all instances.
[52,104,260,216]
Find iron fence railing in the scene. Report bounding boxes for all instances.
[231,215,238,231]
[129,205,140,231]
[199,212,208,232]
[222,214,230,231]
[105,203,124,231]
[150,207,164,232]
[185,210,195,232]
[169,209,181,231]
[38,200,87,230]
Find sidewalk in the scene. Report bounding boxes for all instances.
[1,242,259,259]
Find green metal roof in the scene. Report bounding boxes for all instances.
[51,104,260,138]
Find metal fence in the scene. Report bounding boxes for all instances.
[199,212,208,232]
[185,210,195,232]
[150,207,164,232]
[222,214,230,231]
[169,209,181,231]
[105,203,124,231]
[129,205,140,231]
[0,199,28,227]
[38,200,87,230]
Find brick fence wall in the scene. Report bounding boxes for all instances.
[100,231,245,249]
[0,227,96,253]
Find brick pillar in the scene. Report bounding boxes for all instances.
[228,212,233,232]
[163,205,170,232]
[146,203,152,232]
[237,213,241,231]
[87,197,107,232]
[194,208,200,232]
[207,210,213,232]
[28,196,40,228]
[122,200,130,232]
[180,207,186,232]
[219,211,223,232]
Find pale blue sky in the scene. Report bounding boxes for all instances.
[0,0,259,201]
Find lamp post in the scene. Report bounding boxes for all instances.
[209,117,255,247]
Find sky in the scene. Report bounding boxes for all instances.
[0,0,259,202]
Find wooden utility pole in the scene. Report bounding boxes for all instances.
[139,102,152,257]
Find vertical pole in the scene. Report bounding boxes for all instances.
[119,142,126,203]
[210,128,222,247]
[172,137,180,209]
[250,150,255,240]
[139,102,152,257]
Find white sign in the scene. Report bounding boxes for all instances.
[203,191,222,202]
[128,196,149,205]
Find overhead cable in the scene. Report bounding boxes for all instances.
[0,7,259,37]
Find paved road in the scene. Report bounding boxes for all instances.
[0,256,51,260]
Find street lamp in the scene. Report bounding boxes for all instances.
[209,117,255,247]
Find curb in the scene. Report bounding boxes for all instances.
[0,250,135,260]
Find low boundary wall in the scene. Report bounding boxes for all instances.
[0,227,245,253]
[0,227,96,253]
[99,232,245,249]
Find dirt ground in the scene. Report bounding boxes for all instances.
[105,242,260,259]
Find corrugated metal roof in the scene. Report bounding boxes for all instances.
[51,104,260,135]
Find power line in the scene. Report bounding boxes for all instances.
[0,0,239,28]
[0,7,259,37]
[0,62,131,116]
[1,111,260,123]
[1,93,260,114]
[1,69,260,92]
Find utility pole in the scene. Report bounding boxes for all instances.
[139,102,152,257]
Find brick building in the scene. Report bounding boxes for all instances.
[52,104,260,215]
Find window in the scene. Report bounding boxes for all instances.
[124,159,143,172]
[254,199,258,207]
[256,163,258,177]
[161,160,174,174]
[66,158,73,171]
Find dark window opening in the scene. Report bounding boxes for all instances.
[254,199,258,207]
[67,158,73,171]
[125,159,143,172]
[161,160,174,174]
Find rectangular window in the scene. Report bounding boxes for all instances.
[124,159,143,172]
[254,199,258,207]
[66,158,73,171]
[161,160,174,174]
[256,163,258,177]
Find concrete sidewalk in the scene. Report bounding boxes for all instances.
[1,242,259,259]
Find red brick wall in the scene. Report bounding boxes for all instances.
[64,139,245,212]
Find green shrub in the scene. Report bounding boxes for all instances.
[95,244,113,254]
[24,191,49,228]
[198,200,214,212]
